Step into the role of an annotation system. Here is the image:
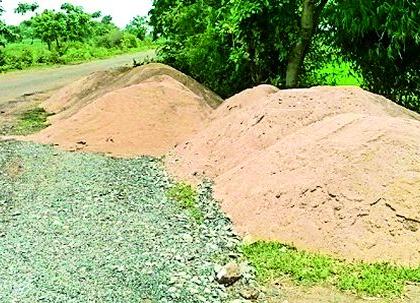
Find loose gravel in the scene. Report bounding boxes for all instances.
[0,140,249,303]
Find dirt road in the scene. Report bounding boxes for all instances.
[0,50,154,105]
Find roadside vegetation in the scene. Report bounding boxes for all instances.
[0,1,156,72]
[150,0,420,113]
[166,182,204,224]
[8,106,51,135]
[243,241,420,298]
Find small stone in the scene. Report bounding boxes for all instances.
[216,262,242,286]
[239,288,260,300]
[168,286,178,294]
[182,234,194,243]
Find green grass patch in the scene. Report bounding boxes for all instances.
[12,107,52,135]
[309,59,364,86]
[166,182,204,224]
[242,241,420,297]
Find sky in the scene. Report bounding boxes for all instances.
[2,0,154,28]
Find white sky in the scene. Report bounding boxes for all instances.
[2,0,154,28]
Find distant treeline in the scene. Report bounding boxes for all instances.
[0,1,155,71]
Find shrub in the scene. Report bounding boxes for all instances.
[96,30,124,49]
[60,48,92,63]
[19,48,34,66]
[121,33,138,49]
[35,48,51,64]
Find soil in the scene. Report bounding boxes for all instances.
[264,280,419,303]
[167,85,420,265]
[0,91,51,135]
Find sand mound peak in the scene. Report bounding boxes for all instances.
[167,86,420,265]
[27,64,220,157]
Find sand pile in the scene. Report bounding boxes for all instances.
[43,63,222,122]
[168,86,420,265]
[19,62,420,264]
[27,64,222,156]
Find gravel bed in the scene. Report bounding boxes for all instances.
[0,141,249,303]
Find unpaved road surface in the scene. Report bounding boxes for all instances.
[0,50,154,105]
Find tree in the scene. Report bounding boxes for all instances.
[150,0,319,96]
[126,16,148,40]
[30,10,66,50]
[20,3,101,51]
[92,15,118,37]
[286,0,328,87]
[329,0,420,112]
[150,0,420,112]
[0,0,13,47]
[15,2,39,15]
[60,3,98,43]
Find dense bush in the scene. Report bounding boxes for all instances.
[121,33,138,49]
[328,1,420,112]
[96,30,139,50]
[150,0,340,98]
[151,0,420,112]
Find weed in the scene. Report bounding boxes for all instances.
[12,107,52,135]
[242,241,420,297]
[166,182,204,224]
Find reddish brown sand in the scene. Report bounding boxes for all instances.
[167,85,420,265]
[26,65,221,157]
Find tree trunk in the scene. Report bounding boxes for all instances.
[286,0,326,88]
[55,37,61,51]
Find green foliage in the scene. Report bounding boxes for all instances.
[242,241,420,297]
[126,16,149,40]
[28,3,100,51]
[0,1,155,72]
[0,38,154,72]
[150,0,333,98]
[96,30,139,49]
[166,182,204,224]
[12,107,51,135]
[15,2,39,15]
[0,0,15,47]
[328,0,420,112]
[151,0,419,112]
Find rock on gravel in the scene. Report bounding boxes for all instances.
[216,262,243,286]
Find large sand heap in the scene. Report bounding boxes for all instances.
[167,86,420,265]
[27,64,222,156]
